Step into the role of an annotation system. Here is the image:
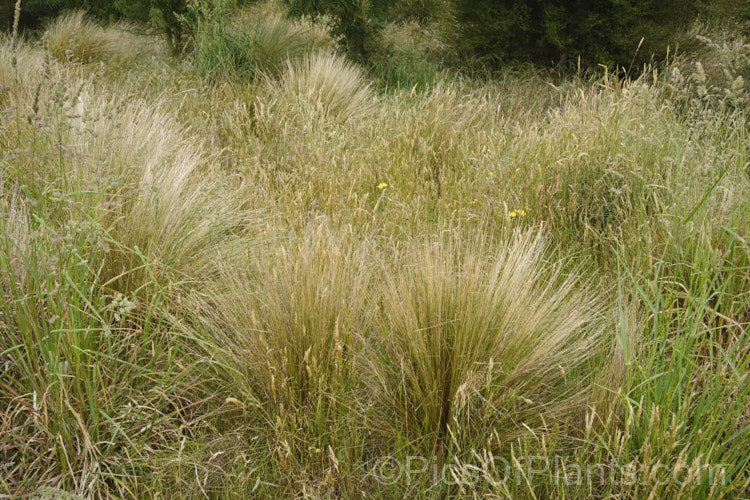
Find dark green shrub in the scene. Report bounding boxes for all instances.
[390,0,446,22]
[282,0,396,64]
[113,0,188,48]
[699,0,750,29]
[450,0,701,70]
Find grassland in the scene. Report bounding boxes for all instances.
[1,2,749,498]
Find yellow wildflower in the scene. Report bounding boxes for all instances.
[377,182,388,190]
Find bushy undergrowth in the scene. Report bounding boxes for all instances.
[1,9,749,499]
[183,0,330,81]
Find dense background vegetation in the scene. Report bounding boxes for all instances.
[1,0,749,498]
[2,0,187,45]
[4,0,749,68]
[451,0,697,68]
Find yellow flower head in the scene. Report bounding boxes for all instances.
[509,211,517,218]
[377,182,388,190]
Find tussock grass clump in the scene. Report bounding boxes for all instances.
[46,11,163,66]
[0,34,46,100]
[268,51,375,124]
[47,11,110,63]
[0,37,240,497]
[178,222,374,494]
[238,0,331,77]
[185,0,330,81]
[82,97,243,296]
[4,78,243,297]
[190,221,373,411]
[366,228,613,456]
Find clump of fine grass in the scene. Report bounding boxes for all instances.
[179,221,374,494]
[237,0,331,77]
[189,221,372,412]
[265,51,376,124]
[46,11,164,66]
[0,33,46,107]
[46,11,111,63]
[365,227,615,461]
[85,95,245,297]
[184,0,329,81]
[0,27,240,498]
[2,63,245,298]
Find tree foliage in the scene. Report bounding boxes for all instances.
[450,0,701,70]
[390,0,447,22]
[282,0,396,64]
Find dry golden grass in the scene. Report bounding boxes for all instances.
[190,221,374,411]
[0,34,47,109]
[265,50,376,124]
[1,9,749,498]
[46,10,165,65]
[238,0,332,76]
[365,228,613,452]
